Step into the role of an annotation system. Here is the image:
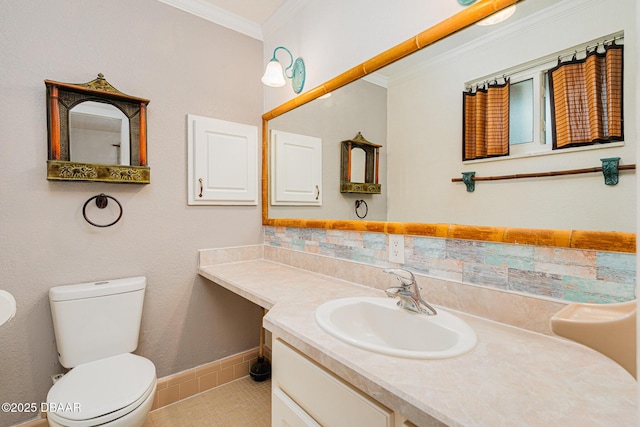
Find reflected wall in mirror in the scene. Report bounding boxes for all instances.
[263,0,636,254]
[69,101,130,165]
[263,0,637,252]
[46,74,150,184]
[350,148,366,183]
[268,79,388,221]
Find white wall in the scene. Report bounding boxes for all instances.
[262,0,467,111]
[0,1,263,425]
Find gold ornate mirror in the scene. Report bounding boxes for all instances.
[45,74,150,184]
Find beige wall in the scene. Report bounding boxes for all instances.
[0,1,263,425]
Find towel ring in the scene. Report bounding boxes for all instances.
[82,194,123,228]
[355,199,368,219]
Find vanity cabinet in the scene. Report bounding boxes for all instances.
[272,338,415,427]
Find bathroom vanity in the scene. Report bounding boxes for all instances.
[198,247,637,426]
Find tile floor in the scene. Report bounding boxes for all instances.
[18,377,270,427]
[142,376,271,427]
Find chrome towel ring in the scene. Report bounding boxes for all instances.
[82,194,123,228]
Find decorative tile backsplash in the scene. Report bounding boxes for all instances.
[264,226,636,303]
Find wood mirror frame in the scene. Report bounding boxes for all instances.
[261,0,636,254]
[46,73,150,184]
[340,132,381,194]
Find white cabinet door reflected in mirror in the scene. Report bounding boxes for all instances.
[271,130,322,206]
[69,101,130,165]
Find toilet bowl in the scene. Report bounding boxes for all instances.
[47,277,157,427]
[46,354,156,427]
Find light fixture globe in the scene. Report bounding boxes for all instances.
[261,60,286,87]
[262,46,305,93]
[476,5,516,26]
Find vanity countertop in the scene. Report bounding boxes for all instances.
[199,259,637,427]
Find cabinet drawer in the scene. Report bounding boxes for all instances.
[273,338,393,427]
[272,387,322,427]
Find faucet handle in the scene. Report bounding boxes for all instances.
[383,268,416,287]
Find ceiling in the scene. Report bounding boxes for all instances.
[200,0,286,25]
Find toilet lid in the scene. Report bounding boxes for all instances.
[47,353,156,422]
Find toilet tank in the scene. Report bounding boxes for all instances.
[49,276,146,368]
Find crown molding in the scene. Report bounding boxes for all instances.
[362,73,388,89]
[262,0,309,40]
[157,0,263,40]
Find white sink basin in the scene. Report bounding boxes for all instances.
[315,297,477,359]
[0,290,16,326]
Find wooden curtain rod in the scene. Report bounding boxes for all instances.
[452,164,635,182]
[452,160,635,192]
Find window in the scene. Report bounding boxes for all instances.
[506,64,553,157]
[509,78,533,145]
[463,34,623,162]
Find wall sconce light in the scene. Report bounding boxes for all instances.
[261,46,306,94]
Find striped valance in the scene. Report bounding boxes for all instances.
[549,44,624,149]
[462,80,510,161]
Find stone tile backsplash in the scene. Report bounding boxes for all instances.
[264,226,636,303]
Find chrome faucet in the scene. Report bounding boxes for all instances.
[384,268,437,316]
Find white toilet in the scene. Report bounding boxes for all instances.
[46,277,157,427]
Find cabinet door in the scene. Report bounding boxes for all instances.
[187,114,258,205]
[270,130,322,206]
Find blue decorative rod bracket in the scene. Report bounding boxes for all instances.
[461,172,476,192]
[601,157,620,185]
[453,160,634,191]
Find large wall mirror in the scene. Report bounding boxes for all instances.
[263,0,636,253]
[46,74,150,184]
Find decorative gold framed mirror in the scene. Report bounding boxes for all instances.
[45,74,150,184]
